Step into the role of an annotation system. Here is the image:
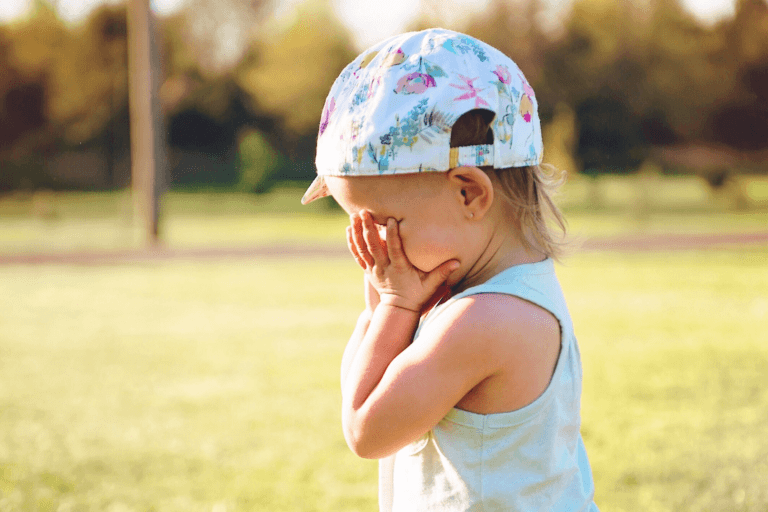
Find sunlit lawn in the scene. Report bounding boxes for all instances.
[1,175,767,256]
[1,249,767,511]
[1,175,768,511]
[0,260,372,512]
[0,187,351,254]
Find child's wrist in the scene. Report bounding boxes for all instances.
[378,294,421,313]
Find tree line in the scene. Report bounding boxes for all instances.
[1,0,766,192]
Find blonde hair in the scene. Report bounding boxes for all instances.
[450,110,568,260]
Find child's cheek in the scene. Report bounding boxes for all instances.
[400,234,440,273]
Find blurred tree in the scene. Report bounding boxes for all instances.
[234,0,357,182]
[541,102,578,174]
[0,4,65,190]
[236,1,356,139]
[706,0,768,152]
[0,1,132,191]
[3,0,764,192]
[539,0,752,173]
[237,128,283,192]
[174,0,274,75]
[0,33,48,151]
[165,77,257,187]
[160,12,202,80]
[575,93,645,173]
[641,0,733,142]
[48,5,129,146]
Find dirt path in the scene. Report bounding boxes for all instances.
[1,231,767,265]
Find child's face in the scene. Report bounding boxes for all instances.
[325,173,469,275]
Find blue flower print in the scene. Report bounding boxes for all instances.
[441,36,488,62]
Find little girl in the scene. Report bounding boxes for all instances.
[302,28,598,511]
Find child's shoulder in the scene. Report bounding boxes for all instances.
[420,292,561,414]
[431,292,559,347]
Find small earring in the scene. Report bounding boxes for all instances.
[468,213,474,219]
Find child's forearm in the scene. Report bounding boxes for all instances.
[341,303,420,456]
[340,309,373,386]
[341,276,380,385]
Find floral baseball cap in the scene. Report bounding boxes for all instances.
[302,28,543,204]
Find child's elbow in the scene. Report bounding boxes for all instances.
[347,438,389,460]
[342,413,388,459]
[345,434,379,459]
[344,422,376,459]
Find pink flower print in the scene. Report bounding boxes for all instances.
[517,74,535,123]
[382,47,406,67]
[367,75,382,98]
[319,97,335,136]
[395,72,436,94]
[493,65,512,84]
[519,94,533,123]
[519,73,535,100]
[450,74,490,108]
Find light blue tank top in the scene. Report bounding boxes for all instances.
[378,258,598,511]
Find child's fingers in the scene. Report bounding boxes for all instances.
[351,214,374,268]
[346,226,367,269]
[361,211,388,265]
[385,218,408,266]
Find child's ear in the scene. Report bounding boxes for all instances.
[447,166,494,220]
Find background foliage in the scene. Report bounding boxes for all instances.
[1,0,767,192]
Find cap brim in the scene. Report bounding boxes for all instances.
[301,175,329,205]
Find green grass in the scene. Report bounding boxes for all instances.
[0,260,375,512]
[1,175,768,510]
[0,187,351,254]
[559,250,768,511]
[1,250,767,511]
[1,175,767,255]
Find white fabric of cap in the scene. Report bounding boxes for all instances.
[304,28,543,203]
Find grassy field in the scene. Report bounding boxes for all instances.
[1,176,767,511]
[2,251,767,511]
[0,174,767,256]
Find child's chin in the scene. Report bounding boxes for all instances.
[408,257,433,274]
[410,254,456,277]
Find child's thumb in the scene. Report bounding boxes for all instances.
[424,260,460,289]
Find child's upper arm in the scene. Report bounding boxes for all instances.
[351,293,559,459]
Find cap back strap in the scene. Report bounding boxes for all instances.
[449,145,494,169]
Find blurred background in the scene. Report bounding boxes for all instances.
[0,0,766,212]
[1,0,767,511]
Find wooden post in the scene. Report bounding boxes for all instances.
[127,0,165,245]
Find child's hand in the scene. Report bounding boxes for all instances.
[346,210,459,313]
[347,224,381,313]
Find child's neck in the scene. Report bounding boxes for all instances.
[453,229,545,295]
